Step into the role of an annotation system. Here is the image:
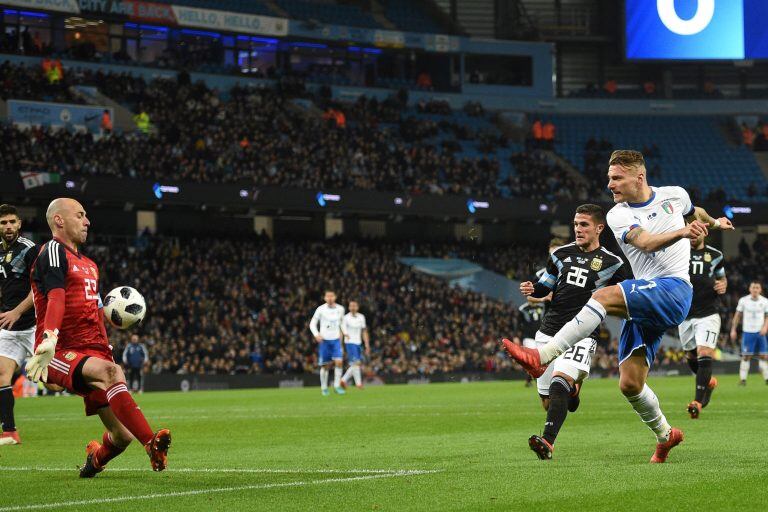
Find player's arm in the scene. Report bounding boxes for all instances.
[623,224,707,253]
[0,244,38,329]
[684,206,734,231]
[340,316,349,342]
[363,327,371,356]
[0,290,33,329]
[308,307,322,342]
[713,256,727,294]
[730,302,742,342]
[521,254,559,298]
[338,307,345,341]
[761,312,768,337]
[26,243,68,382]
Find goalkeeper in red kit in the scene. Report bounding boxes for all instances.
[26,198,171,478]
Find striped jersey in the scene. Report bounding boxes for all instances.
[31,238,109,352]
[687,245,725,319]
[0,235,37,331]
[536,242,628,338]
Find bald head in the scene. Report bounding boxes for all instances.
[46,198,71,230]
[45,198,90,247]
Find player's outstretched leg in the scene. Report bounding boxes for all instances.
[620,353,682,463]
[500,339,546,378]
[506,287,624,377]
[83,357,171,472]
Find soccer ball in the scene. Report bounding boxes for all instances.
[103,286,146,329]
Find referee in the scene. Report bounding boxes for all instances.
[122,334,149,394]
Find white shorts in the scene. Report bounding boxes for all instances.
[522,337,536,349]
[535,331,594,397]
[678,314,720,352]
[0,327,35,368]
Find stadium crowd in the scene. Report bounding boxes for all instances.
[2,63,583,201]
[100,236,531,377]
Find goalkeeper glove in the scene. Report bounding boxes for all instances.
[26,329,58,383]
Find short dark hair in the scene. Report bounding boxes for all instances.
[609,150,645,170]
[575,203,606,225]
[0,204,18,218]
[750,280,762,287]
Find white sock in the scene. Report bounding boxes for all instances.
[626,384,672,443]
[540,299,606,364]
[320,367,329,390]
[334,367,342,388]
[352,365,362,386]
[740,360,750,381]
[760,360,768,380]
[342,366,354,384]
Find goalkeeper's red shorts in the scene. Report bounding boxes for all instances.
[45,346,114,416]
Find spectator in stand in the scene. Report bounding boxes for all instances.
[531,119,543,149]
[416,71,433,90]
[133,109,151,134]
[542,120,556,150]
[643,81,656,96]
[604,79,617,96]
[742,122,755,149]
[101,109,113,135]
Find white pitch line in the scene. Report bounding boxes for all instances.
[0,467,438,475]
[0,470,441,512]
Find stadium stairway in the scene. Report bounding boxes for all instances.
[752,152,768,181]
[541,149,589,187]
[399,257,521,304]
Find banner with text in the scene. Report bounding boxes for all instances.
[171,5,288,36]
[8,100,113,133]
[1,0,79,13]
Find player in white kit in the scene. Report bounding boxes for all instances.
[504,150,733,463]
[340,300,370,389]
[729,281,768,385]
[309,290,346,396]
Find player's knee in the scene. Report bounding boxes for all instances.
[619,378,642,397]
[102,363,125,386]
[697,347,715,358]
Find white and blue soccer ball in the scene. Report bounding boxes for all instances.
[103,286,146,329]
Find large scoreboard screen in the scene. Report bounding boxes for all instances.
[626,0,768,60]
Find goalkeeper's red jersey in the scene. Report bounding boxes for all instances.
[30,238,110,352]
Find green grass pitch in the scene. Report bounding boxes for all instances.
[1,375,766,511]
